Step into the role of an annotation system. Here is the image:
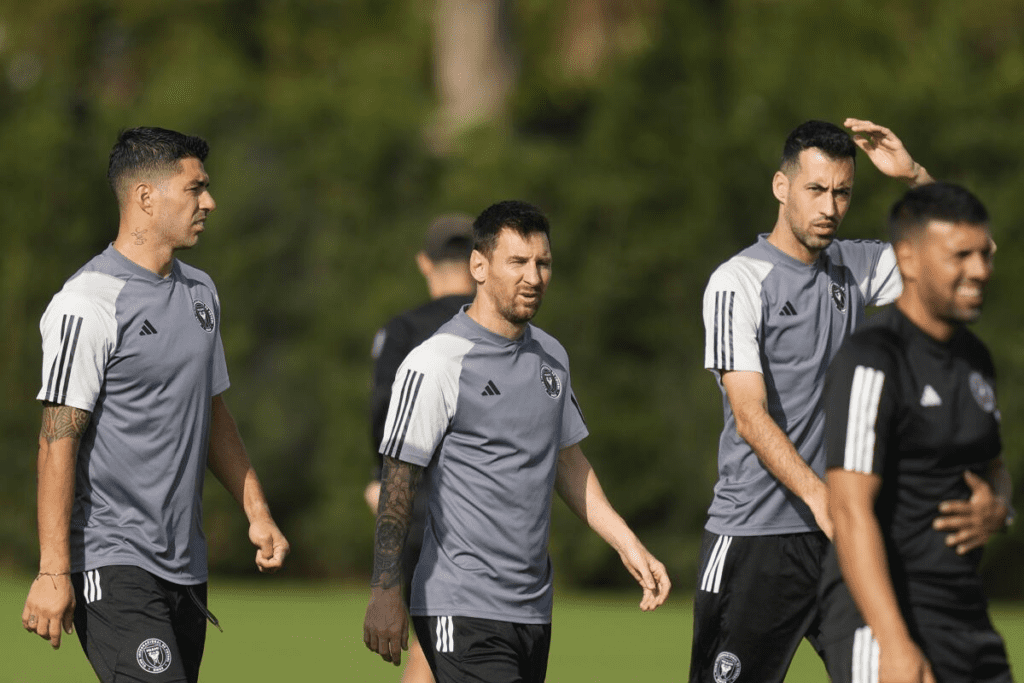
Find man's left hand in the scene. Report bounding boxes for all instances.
[249,518,290,573]
[934,471,1008,554]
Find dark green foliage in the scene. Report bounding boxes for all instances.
[2,0,1023,595]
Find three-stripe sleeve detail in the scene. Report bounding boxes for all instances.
[843,366,886,473]
[700,535,732,594]
[45,314,83,403]
[383,369,425,460]
[435,616,454,653]
[713,292,736,371]
[83,570,102,604]
[852,626,879,683]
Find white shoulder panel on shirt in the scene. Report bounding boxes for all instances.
[404,332,475,373]
[708,254,774,298]
[62,270,127,317]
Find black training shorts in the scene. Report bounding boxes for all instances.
[818,575,1012,683]
[72,565,210,683]
[412,615,551,683]
[689,530,830,683]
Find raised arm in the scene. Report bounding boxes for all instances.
[829,470,936,683]
[844,118,935,187]
[721,371,833,538]
[364,456,423,666]
[207,394,289,573]
[555,443,670,611]
[22,402,91,649]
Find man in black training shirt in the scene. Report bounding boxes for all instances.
[364,213,475,683]
[821,182,1014,683]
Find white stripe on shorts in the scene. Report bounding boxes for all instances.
[700,535,733,594]
[435,616,454,653]
[82,569,102,604]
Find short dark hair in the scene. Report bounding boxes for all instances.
[780,120,856,174]
[888,182,989,244]
[107,127,209,205]
[473,200,551,256]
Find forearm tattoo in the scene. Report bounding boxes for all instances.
[371,457,422,590]
[40,402,91,444]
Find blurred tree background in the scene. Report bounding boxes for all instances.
[2,0,1023,596]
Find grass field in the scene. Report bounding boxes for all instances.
[3,574,1023,682]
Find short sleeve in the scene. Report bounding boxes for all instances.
[37,277,120,411]
[824,336,899,476]
[703,263,763,375]
[210,287,231,396]
[378,334,468,467]
[838,240,902,306]
[370,317,414,454]
[865,243,902,305]
[559,375,589,450]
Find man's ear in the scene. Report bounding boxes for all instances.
[415,251,433,279]
[894,239,918,282]
[772,170,789,204]
[469,249,488,285]
[134,181,155,216]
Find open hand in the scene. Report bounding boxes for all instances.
[844,118,931,185]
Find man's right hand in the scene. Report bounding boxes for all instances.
[363,586,408,667]
[879,638,936,683]
[22,573,75,649]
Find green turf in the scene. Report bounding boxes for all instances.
[3,574,1023,682]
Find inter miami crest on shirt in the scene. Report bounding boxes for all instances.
[969,371,996,413]
[193,300,215,333]
[540,364,561,399]
[829,281,847,313]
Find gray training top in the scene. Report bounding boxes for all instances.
[37,245,230,584]
[701,235,901,536]
[380,309,589,624]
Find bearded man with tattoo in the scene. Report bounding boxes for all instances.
[363,200,671,682]
[22,127,289,683]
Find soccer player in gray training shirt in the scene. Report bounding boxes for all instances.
[22,128,289,683]
[363,200,670,683]
[690,120,1009,683]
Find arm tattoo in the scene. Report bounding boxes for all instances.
[40,402,92,444]
[371,457,423,590]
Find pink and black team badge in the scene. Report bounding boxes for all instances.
[136,638,172,674]
[193,300,215,333]
[540,364,561,399]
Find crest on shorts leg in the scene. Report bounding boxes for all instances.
[713,651,741,683]
[136,637,172,674]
